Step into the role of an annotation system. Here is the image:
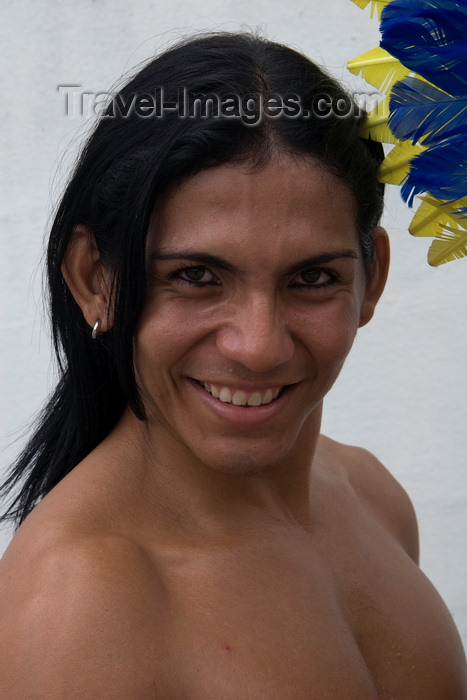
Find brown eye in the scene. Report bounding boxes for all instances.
[292,268,334,288]
[172,265,220,286]
[183,266,208,282]
[300,269,322,284]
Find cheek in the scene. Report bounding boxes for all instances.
[137,297,198,346]
[298,301,360,366]
[133,299,211,385]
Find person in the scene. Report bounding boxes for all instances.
[0,32,466,699]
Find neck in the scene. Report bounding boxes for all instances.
[102,404,323,541]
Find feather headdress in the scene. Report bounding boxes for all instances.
[348,0,467,265]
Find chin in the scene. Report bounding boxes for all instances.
[191,434,299,477]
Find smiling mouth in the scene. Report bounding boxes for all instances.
[195,381,287,407]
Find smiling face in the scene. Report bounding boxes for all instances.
[133,155,387,475]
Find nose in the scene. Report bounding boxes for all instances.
[215,294,295,373]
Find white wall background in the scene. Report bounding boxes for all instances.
[1,0,466,650]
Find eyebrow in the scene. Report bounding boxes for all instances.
[284,250,360,275]
[150,248,360,274]
[151,251,236,272]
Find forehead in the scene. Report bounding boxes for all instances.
[148,156,360,261]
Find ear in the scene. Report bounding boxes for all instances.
[61,224,114,335]
[358,226,390,328]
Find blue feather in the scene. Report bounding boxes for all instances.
[380,0,467,95]
[388,76,467,145]
[400,133,467,205]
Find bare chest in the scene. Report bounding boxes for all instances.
[147,534,465,700]
[160,551,375,699]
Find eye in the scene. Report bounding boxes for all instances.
[172,265,219,286]
[291,268,336,288]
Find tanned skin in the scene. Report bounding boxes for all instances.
[1,157,466,699]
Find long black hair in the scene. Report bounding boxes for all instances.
[1,32,384,527]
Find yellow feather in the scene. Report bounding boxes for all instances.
[409,196,447,237]
[347,47,411,93]
[410,196,461,236]
[378,141,425,185]
[349,0,391,19]
[428,225,467,266]
[408,195,467,265]
[410,195,467,236]
[359,97,398,144]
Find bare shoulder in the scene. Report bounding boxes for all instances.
[317,434,419,563]
[316,435,467,697]
[0,509,166,699]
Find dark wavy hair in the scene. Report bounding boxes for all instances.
[1,32,384,526]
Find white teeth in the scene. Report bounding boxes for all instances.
[247,392,262,407]
[204,382,219,398]
[200,382,283,407]
[232,390,248,406]
[219,387,232,403]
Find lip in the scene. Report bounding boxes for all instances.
[187,377,299,427]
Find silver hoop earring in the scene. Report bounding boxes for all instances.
[91,320,100,340]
